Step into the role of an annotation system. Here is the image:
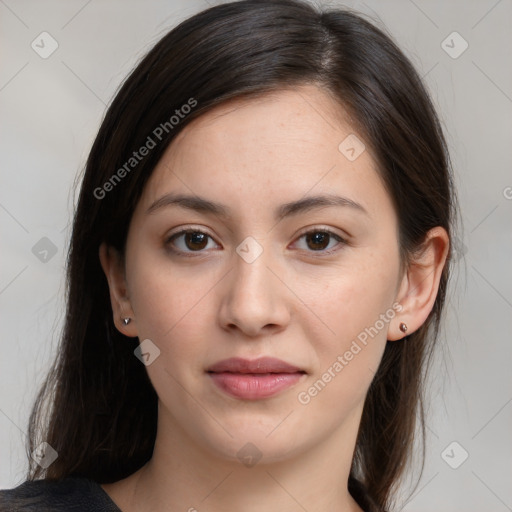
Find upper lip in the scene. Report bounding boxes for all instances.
[207,357,305,374]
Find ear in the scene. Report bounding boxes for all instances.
[388,227,450,341]
[99,242,138,338]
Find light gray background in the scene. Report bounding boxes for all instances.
[1,0,511,510]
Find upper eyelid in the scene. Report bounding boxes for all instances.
[166,226,218,242]
[294,225,348,240]
[167,222,347,235]
[166,225,346,240]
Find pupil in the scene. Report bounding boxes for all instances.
[185,232,207,250]
[307,232,329,250]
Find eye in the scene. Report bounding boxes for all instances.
[293,228,346,255]
[165,227,347,257]
[166,228,219,255]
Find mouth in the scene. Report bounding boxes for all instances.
[206,357,307,400]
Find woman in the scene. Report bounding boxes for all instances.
[0,0,455,510]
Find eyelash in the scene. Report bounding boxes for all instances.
[165,226,347,258]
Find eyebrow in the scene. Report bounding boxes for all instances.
[146,192,368,220]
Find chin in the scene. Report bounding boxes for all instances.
[190,414,312,467]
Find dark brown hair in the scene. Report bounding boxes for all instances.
[26,1,456,510]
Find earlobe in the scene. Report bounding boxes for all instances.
[399,322,408,335]
[99,242,138,337]
[388,227,450,341]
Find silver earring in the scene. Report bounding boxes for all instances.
[399,322,408,333]
[122,317,131,326]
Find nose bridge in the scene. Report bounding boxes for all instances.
[219,235,289,335]
[234,240,273,294]
[232,236,277,306]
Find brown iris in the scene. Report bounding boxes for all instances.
[305,231,330,251]
[184,231,208,251]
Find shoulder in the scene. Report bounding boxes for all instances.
[0,477,121,511]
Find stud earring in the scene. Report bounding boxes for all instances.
[399,322,408,334]
[122,317,131,326]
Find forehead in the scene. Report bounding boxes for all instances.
[138,85,392,222]
[170,85,354,166]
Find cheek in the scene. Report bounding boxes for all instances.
[298,257,398,344]
[125,246,219,363]
[292,251,400,410]
[293,270,397,425]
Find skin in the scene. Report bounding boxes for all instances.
[99,85,449,512]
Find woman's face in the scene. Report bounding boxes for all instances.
[121,85,404,463]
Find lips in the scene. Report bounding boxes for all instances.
[207,357,306,400]
[207,357,305,374]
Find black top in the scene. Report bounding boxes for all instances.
[0,477,121,511]
[0,476,383,511]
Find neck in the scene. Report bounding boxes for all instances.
[104,403,365,512]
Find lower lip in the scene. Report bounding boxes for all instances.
[208,372,305,400]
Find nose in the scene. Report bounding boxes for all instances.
[218,244,291,338]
